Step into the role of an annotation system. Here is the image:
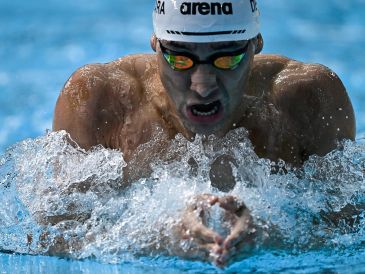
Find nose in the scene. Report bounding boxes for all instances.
[190,65,218,98]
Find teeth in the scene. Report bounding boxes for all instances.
[192,106,219,116]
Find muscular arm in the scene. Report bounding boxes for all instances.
[39,64,133,255]
[53,56,161,155]
[273,61,356,162]
[53,64,111,149]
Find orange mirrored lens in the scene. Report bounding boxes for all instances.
[214,54,244,70]
[174,56,194,70]
[164,53,194,70]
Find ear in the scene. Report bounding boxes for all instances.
[150,34,157,52]
[254,33,264,54]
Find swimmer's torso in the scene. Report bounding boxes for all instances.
[53,54,355,176]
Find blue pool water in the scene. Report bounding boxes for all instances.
[0,0,365,273]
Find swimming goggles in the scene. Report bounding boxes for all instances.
[159,41,249,71]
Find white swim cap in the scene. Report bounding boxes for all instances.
[152,0,260,42]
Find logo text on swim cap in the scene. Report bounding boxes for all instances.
[180,2,233,15]
[154,0,165,15]
[250,0,258,12]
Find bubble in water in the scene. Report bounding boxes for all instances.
[0,129,363,264]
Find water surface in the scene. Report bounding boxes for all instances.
[0,0,364,273]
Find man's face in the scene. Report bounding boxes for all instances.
[156,39,255,136]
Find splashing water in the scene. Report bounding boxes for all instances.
[0,129,364,266]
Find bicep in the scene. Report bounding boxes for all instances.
[308,67,355,152]
[300,66,356,157]
[53,65,104,149]
[275,63,356,159]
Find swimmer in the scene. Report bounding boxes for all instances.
[53,0,356,267]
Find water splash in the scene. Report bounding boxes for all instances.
[0,129,364,265]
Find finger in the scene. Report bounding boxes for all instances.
[208,244,227,267]
[216,229,254,267]
[214,248,232,268]
[182,209,222,243]
[207,195,219,206]
[195,194,219,207]
[218,196,237,210]
[217,233,256,267]
[188,221,224,244]
[224,213,255,249]
[215,213,257,267]
[224,231,247,250]
[187,194,219,212]
[212,244,224,255]
[219,196,247,215]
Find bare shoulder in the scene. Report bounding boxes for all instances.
[253,54,356,156]
[55,53,158,109]
[252,53,346,86]
[53,54,158,149]
[251,54,352,111]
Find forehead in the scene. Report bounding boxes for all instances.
[161,40,249,51]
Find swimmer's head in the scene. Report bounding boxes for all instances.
[152,0,260,43]
[151,0,263,136]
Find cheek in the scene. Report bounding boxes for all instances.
[218,69,247,92]
[157,61,187,104]
[159,63,190,92]
[220,59,252,89]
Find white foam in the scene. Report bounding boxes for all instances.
[0,129,364,262]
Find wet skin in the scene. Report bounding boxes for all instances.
[53,34,356,266]
[156,39,254,136]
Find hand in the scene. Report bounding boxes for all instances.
[214,196,256,267]
[175,194,257,267]
[175,194,223,261]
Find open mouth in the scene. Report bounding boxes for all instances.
[191,101,221,116]
[187,100,223,123]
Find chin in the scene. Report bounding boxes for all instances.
[180,104,230,136]
[184,120,228,136]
